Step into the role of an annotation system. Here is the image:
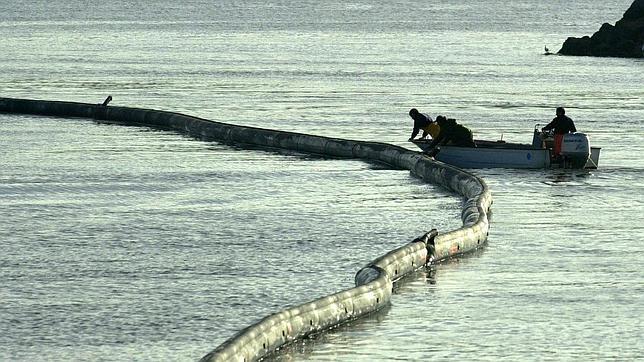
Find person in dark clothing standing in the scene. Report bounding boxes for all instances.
[542,107,577,155]
[408,108,440,141]
[426,116,476,149]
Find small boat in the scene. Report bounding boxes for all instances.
[411,125,601,169]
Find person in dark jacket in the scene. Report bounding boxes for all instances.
[542,107,577,155]
[426,116,476,150]
[408,108,440,141]
[542,107,576,134]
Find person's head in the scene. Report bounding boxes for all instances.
[556,107,565,116]
[409,108,419,118]
[435,115,446,124]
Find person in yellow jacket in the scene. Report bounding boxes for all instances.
[408,108,440,141]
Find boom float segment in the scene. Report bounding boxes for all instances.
[0,97,492,361]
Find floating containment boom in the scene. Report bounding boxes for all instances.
[0,97,492,362]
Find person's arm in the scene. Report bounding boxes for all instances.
[427,132,446,149]
[409,126,420,140]
[409,117,422,140]
[542,119,556,131]
[570,119,577,133]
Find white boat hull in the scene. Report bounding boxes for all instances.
[412,139,600,169]
[435,146,551,169]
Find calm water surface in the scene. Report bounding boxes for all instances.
[1,0,642,361]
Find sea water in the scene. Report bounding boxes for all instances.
[1,0,642,360]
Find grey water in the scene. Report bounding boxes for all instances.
[1,0,643,360]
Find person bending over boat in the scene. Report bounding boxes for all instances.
[425,116,476,151]
[408,108,440,141]
[541,107,576,156]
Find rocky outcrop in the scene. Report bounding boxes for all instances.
[559,0,644,58]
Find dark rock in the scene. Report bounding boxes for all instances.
[623,0,644,20]
[558,0,644,58]
[560,36,592,56]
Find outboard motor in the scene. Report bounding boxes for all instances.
[561,133,590,168]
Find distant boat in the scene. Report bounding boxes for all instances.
[544,45,554,56]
